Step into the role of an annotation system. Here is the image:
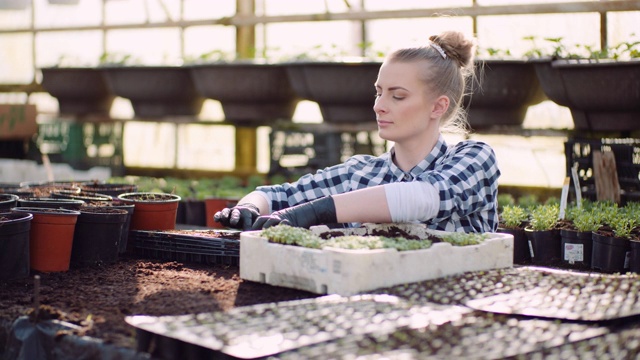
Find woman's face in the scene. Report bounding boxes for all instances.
[373,60,441,143]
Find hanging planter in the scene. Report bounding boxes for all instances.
[102,66,204,118]
[40,67,114,116]
[11,207,80,272]
[284,60,381,123]
[117,192,181,231]
[0,193,19,211]
[70,207,128,268]
[0,211,33,281]
[465,59,546,129]
[189,62,299,125]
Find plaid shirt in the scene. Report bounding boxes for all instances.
[257,135,500,233]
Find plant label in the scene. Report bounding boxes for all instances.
[564,243,584,263]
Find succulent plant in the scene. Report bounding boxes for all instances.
[500,205,529,229]
[528,203,559,231]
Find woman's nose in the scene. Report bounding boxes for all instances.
[373,97,386,114]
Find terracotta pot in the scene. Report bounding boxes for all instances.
[0,211,33,280]
[11,207,80,272]
[71,207,128,267]
[0,193,19,211]
[117,192,181,231]
[204,197,239,229]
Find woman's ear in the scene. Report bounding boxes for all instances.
[431,95,450,120]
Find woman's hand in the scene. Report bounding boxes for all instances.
[251,196,337,230]
[213,203,261,230]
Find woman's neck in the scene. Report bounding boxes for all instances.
[392,131,440,172]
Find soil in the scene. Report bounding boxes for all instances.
[0,256,320,350]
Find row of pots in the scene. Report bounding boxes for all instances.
[0,191,181,281]
[500,226,640,274]
[40,58,640,131]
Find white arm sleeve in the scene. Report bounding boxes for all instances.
[384,181,440,222]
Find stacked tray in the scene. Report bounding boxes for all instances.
[131,229,240,265]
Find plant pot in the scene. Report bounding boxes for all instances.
[284,61,381,123]
[497,227,530,264]
[79,183,138,197]
[102,66,204,118]
[11,207,80,272]
[183,199,206,226]
[40,67,115,116]
[189,62,299,125]
[17,197,85,210]
[524,227,561,266]
[70,207,128,267]
[82,200,135,254]
[465,59,546,129]
[117,192,181,231]
[0,211,33,281]
[630,239,640,274]
[591,231,631,273]
[0,193,19,211]
[50,190,113,203]
[559,229,593,269]
[204,197,239,229]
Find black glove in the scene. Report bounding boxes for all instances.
[213,203,261,230]
[251,196,337,230]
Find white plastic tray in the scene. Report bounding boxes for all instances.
[240,223,514,296]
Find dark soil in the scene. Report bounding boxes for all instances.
[0,256,319,350]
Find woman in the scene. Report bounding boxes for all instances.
[215,31,500,233]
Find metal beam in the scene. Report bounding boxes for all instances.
[0,1,638,34]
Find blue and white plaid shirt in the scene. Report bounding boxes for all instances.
[257,135,500,233]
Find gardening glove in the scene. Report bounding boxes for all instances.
[251,196,337,230]
[213,203,261,231]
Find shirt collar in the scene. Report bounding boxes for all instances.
[389,135,449,181]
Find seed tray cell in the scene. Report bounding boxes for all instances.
[126,294,471,359]
[276,311,609,360]
[130,229,240,265]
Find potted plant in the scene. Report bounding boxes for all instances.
[497,204,530,264]
[0,211,33,281]
[11,207,81,272]
[524,203,561,266]
[70,207,129,268]
[529,36,640,132]
[592,202,635,273]
[17,197,85,210]
[558,203,601,269]
[188,53,300,125]
[117,192,181,231]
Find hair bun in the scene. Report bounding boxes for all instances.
[429,32,475,69]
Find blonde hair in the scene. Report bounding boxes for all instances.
[386,31,476,134]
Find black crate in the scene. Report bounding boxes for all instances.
[565,138,640,203]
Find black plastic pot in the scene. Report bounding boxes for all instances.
[51,190,113,203]
[70,207,128,267]
[591,232,631,273]
[0,194,19,211]
[79,183,138,197]
[0,211,33,281]
[525,227,561,266]
[497,227,530,264]
[17,197,85,210]
[183,200,206,227]
[560,229,593,269]
[630,240,640,274]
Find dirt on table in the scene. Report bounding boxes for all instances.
[0,256,319,350]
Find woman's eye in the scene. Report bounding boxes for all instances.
[393,96,404,100]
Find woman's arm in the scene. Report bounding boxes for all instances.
[333,185,392,223]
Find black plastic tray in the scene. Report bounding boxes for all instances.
[130,229,240,265]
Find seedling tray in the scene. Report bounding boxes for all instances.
[240,223,514,296]
[465,269,640,321]
[131,229,240,265]
[126,294,470,359]
[125,294,609,360]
